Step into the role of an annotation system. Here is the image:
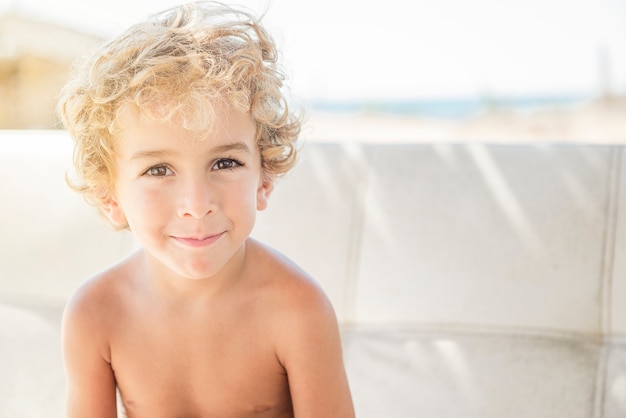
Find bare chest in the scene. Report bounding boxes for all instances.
[109,305,291,418]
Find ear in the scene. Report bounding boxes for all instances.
[256,176,274,211]
[100,192,128,227]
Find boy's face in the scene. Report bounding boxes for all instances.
[103,105,272,281]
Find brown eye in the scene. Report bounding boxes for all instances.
[145,165,172,176]
[213,158,242,170]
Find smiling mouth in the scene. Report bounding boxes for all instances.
[171,232,225,248]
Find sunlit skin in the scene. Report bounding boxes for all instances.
[61,106,355,418]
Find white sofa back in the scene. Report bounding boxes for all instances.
[1,132,625,417]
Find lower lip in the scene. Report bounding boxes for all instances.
[171,233,224,248]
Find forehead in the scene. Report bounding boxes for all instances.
[114,104,257,154]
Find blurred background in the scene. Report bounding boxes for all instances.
[1,3,625,416]
[0,0,625,140]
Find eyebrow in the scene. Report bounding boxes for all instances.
[129,141,252,161]
[212,141,252,155]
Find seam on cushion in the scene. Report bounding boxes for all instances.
[341,142,369,323]
[593,345,611,418]
[340,321,606,343]
[593,145,622,418]
[601,146,621,341]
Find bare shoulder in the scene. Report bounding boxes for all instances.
[245,238,341,353]
[62,251,141,346]
[246,238,335,316]
[62,251,140,417]
[246,239,355,417]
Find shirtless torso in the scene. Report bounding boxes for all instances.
[62,239,353,418]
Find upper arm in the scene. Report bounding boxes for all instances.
[275,283,355,418]
[62,285,117,418]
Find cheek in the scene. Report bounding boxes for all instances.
[123,184,171,223]
[223,181,259,214]
[138,185,166,207]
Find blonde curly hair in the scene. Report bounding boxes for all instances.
[57,1,301,216]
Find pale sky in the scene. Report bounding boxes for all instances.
[2,0,626,102]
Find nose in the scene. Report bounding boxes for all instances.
[176,175,216,219]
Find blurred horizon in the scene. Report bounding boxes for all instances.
[1,0,625,103]
[1,0,625,130]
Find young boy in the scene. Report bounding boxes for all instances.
[57,2,354,417]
